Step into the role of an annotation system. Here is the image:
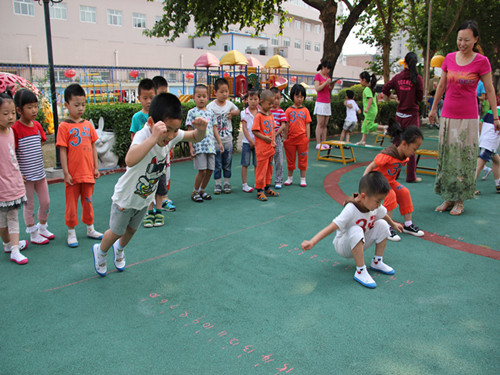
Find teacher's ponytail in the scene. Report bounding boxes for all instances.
[405,52,419,87]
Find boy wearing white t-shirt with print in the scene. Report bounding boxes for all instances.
[92,93,207,277]
[301,171,403,289]
[240,89,260,193]
[339,90,361,144]
[476,106,500,193]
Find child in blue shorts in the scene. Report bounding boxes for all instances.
[240,88,260,193]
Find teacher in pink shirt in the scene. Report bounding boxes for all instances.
[313,61,334,150]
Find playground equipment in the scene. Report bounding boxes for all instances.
[263,55,290,93]
[430,55,445,68]
[219,50,248,99]
[194,52,221,99]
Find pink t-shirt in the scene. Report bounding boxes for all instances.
[441,52,491,119]
[314,73,331,103]
[0,129,25,203]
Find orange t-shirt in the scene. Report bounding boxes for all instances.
[373,147,409,184]
[252,113,275,159]
[56,119,98,184]
[285,106,311,143]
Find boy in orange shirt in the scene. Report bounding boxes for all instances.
[252,90,279,201]
[57,84,103,247]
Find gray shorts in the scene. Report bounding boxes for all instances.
[343,121,357,132]
[109,203,148,236]
[193,153,215,171]
[156,173,168,196]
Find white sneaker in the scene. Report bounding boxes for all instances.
[87,228,104,240]
[353,268,376,288]
[300,179,307,187]
[315,144,321,150]
[275,183,282,189]
[388,227,401,242]
[370,259,395,275]
[113,240,126,272]
[30,230,50,245]
[10,249,28,265]
[92,244,107,277]
[481,166,492,180]
[38,223,55,240]
[67,231,78,248]
[242,184,254,193]
[284,177,293,186]
[3,240,28,253]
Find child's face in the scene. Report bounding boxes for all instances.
[65,95,86,120]
[193,88,208,108]
[361,192,387,211]
[149,118,182,147]
[18,102,38,122]
[293,93,305,107]
[214,84,229,103]
[272,92,281,108]
[360,77,368,87]
[0,101,16,130]
[138,88,155,112]
[400,138,423,158]
[156,86,168,94]
[260,97,274,113]
[247,94,259,109]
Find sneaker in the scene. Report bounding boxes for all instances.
[275,183,282,189]
[92,244,107,277]
[496,185,500,194]
[143,213,154,228]
[284,178,293,186]
[403,224,424,237]
[3,240,28,253]
[315,144,321,150]
[353,268,376,288]
[321,144,330,150]
[154,213,165,227]
[200,191,212,200]
[87,228,104,240]
[30,230,50,245]
[388,227,401,242]
[113,240,126,272]
[355,141,366,146]
[370,259,395,275]
[300,179,307,187]
[67,231,78,248]
[481,166,492,180]
[223,183,232,194]
[214,184,222,195]
[191,191,203,203]
[10,250,28,265]
[242,184,254,193]
[37,223,55,240]
[162,199,176,211]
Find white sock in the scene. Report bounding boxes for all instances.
[356,265,365,272]
[114,239,124,251]
[4,242,10,251]
[68,229,76,236]
[496,178,500,186]
[87,224,95,232]
[215,178,222,186]
[97,244,107,257]
[404,220,412,227]
[224,178,230,185]
[300,177,306,183]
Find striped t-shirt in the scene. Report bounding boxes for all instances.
[270,108,286,132]
[12,120,47,181]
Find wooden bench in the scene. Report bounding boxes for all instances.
[415,149,438,175]
[374,133,391,146]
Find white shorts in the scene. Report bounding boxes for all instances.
[333,220,390,259]
[313,101,331,116]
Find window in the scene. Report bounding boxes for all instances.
[294,20,301,30]
[283,37,290,47]
[314,43,321,52]
[132,13,146,28]
[49,2,67,20]
[107,9,122,26]
[314,24,321,34]
[294,39,301,49]
[13,0,34,16]
[305,22,311,32]
[305,41,311,51]
[284,19,290,28]
[271,36,279,46]
[223,44,229,52]
[273,15,279,25]
[80,6,96,23]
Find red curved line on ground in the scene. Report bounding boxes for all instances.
[323,163,500,261]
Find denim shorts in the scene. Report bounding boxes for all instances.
[479,147,497,162]
[241,143,256,167]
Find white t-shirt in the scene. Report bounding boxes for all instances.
[332,202,387,242]
[111,126,184,210]
[479,108,500,152]
[345,99,359,122]
[240,107,258,144]
[207,100,238,144]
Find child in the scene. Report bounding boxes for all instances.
[364,122,425,240]
[152,75,169,94]
[270,87,288,189]
[240,88,260,193]
[252,89,278,201]
[187,84,224,202]
[207,78,240,194]
[302,171,403,288]
[284,84,311,187]
[12,89,54,245]
[339,89,360,144]
[56,84,103,247]
[92,93,207,277]
[475,106,500,194]
[0,93,28,264]
[357,71,388,145]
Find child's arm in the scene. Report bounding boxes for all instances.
[275,121,287,137]
[241,120,254,148]
[187,125,196,158]
[213,125,224,152]
[182,117,208,143]
[363,161,378,175]
[344,100,353,109]
[92,143,100,179]
[125,121,167,167]
[130,132,135,141]
[383,214,403,233]
[364,98,373,113]
[306,122,311,140]
[301,222,339,251]
[228,108,240,121]
[252,129,272,144]
[59,146,73,185]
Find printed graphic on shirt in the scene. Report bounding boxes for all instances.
[135,155,166,199]
[69,125,92,147]
[262,119,273,135]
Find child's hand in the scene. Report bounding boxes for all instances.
[249,140,255,149]
[151,121,167,139]
[192,117,208,132]
[364,108,369,114]
[94,168,100,179]
[266,136,273,144]
[64,173,73,186]
[218,142,224,153]
[190,147,196,158]
[227,113,232,121]
[271,140,276,148]
[393,222,404,233]
[301,240,313,251]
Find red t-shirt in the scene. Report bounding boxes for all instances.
[373,146,409,184]
[285,106,311,144]
[252,112,275,159]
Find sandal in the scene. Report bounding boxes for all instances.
[191,192,203,203]
[199,191,212,200]
[474,190,481,196]
[257,191,268,201]
[450,203,464,216]
[435,201,454,212]
[265,188,279,197]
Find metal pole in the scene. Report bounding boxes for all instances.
[41,0,61,168]
[424,0,433,114]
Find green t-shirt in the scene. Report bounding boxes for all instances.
[363,86,378,121]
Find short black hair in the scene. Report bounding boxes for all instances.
[149,93,182,123]
[346,90,355,99]
[152,76,168,92]
[359,171,390,196]
[290,84,306,102]
[214,78,229,92]
[270,87,280,95]
[247,88,259,98]
[64,83,86,103]
[14,88,38,109]
[138,78,154,96]
[194,84,208,95]
[0,92,14,107]
[387,120,423,145]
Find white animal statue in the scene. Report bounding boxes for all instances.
[92,117,119,169]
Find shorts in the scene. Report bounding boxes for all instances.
[241,142,256,167]
[343,121,357,132]
[333,220,390,259]
[109,203,148,236]
[156,174,168,196]
[194,153,215,171]
[0,207,20,234]
[313,101,331,116]
[361,119,378,134]
[479,147,497,163]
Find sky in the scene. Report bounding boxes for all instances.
[342,26,377,55]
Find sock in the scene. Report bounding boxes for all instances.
[215,178,222,186]
[374,256,383,262]
[4,242,10,251]
[242,183,248,188]
[97,245,107,257]
[87,224,95,232]
[300,177,306,183]
[68,228,76,236]
[404,220,412,227]
[483,166,491,172]
[265,185,270,191]
[148,209,155,215]
[224,178,230,185]
[114,239,124,251]
[356,265,365,272]
[257,188,263,193]
[496,178,500,186]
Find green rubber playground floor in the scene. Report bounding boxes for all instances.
[1,128,499,375]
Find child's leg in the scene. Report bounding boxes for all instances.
[214,149,222,188]
[200,170,212,190]
[23,180,36,228]
[241,166,248,185]
[274,137,284,185]
[222,142,233,186]
[284,142,297,184]
[255,158,266,191]
[339,129,346,142]
[35,178,50,225]
[80,183,95,226]
[4,208,27,264]
[345,130,351,143]
[297,141,309,185]
[475,156,487,180]
[492,154,500,183]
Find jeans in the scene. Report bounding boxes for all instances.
[214,142,233,179]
